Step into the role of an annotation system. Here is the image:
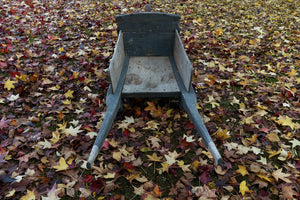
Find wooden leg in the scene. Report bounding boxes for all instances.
[87,87,122,169]
[169,56,222,165]
[181,89,222,165]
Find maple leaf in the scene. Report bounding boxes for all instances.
[64,89,74,98]
[149,136,161,148]
[50,131,60,144]
[236,165,249,176]
[0,117,10,129]
[289,138,300,149]
[158,161,169,173]
[275,115,298,130]
[266,132,280,142]
[147,153,163,162]
[4,78,17,91]
[165,151,179,166]
[5,189,15,198]
[20,189,36,200]
[192,185,217,198]
[272,168,291,183]
[42,183,61,200]
[183,134,195,142]
[145,101,163,118]
[239,180,250,196]
[133,185,145,196]
[7,94,19,101]
[153,184,163,197]
[144,120,160,130]
[53,157,69,171]
[65,125,83,136]
[282,185,300,200]
[213,128,231,140]
[177,160,191,172]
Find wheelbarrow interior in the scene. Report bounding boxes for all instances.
[109,13,193,97]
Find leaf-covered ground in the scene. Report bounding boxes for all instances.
[0,0,299,199]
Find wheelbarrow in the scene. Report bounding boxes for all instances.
[87,12,222,168]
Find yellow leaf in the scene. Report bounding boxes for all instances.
[266,132,280,142]
[214,27,223,36]
[16,73,27,82]
[20,189,36,200]
[64,89,74,98]
[147,153,163,162]
[4,78,17,91]
[286,69,297,77]
[246,134,257,145]
[62,99,71,105]
[268,148,281,158]
[236,165,249,176]
[159,162,169,173]
[144,120,160,130]
[213,128,231,140]
[58,47,64,52]
[242,116,254,125]
[239,180,250,196]
[112,151,122,161]
[256,172,273,182]
[41,156,49,164]
[53,157,69,171]
[50,131,60,144]
[275,116,297,130]
[5,189,15,198]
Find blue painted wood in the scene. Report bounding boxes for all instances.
[87,56,130,169]
[116,13,180,56]
[169,56,223,165]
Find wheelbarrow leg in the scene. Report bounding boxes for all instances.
[169,56,222,165]
[87,87,122,169]
[87,56,129,169]
[181,89,222,165]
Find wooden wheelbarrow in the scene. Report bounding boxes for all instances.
[87,12,222,168]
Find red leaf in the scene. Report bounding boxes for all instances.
[123,162,136,173]
[200,171,212,184]
[89,178,104,193]
[83,175,94,183]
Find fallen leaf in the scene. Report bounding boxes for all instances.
[147,153,163,162]
[20,189,36,200]
[266,132,280,142]
[236,165,249,176]
[272,168,291,183]
[239,180,250,196]
[53,157,69,171]
[4,78,17,91]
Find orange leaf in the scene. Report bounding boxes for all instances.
[153,184,163,196]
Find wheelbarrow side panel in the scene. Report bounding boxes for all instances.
[173,30,193,91]
[109,31,125,93]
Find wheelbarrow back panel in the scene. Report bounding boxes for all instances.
[116,13,180,56]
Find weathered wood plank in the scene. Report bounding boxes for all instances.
[123,32,174,56]
[122,56,180,94]
[109,31,125,93]
[116,12,180,56]
[173,30,193,91]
